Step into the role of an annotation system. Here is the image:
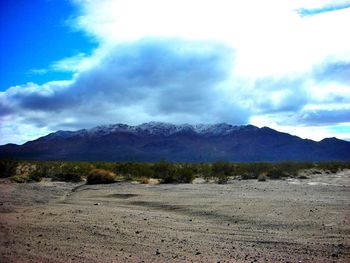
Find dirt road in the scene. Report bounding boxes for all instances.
[1,171,349,262]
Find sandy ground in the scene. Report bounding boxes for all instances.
[0,171,350,263]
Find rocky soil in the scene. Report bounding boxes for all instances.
[1,171,350,262]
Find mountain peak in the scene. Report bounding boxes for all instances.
[78,122,257,137]
[1,122,349,162]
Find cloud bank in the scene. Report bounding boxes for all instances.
[1,0,350,144]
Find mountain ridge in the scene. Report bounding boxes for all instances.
[1,122,349,162]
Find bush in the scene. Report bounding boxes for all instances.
[177,165,196,183]
[216,173,229,184]
[257,173,267,182]
[317,161,343,173]
[10,175,28,183]
[212,161,232,184]
[11,173,42,183]
[198,163,212,182]
[297,175,309,179]
[0,159,18,178]
[28,170,44,182]
[52,173,83,182]
[267,167,287,179]
[241,173,257,180]
[9,163,42,183]
[237,163,272,179]
[212,161,233,176]
[153,160,176,183]
[153,161,196,183]
[275,162,298,177]
[86,169,116,184]
[139,177,150,184]
[117,162,154,179]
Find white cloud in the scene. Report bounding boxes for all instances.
[73,0,350,78]
[51,53,91,72]
[251,114,350,141]
[1,0,350,144]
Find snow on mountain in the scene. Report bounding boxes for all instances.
[3,122,350,162]
[42,122,258,140]
[137,122,179,135]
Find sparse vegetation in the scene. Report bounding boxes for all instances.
[152,161,196,183]
[216,173,229,184]
[1,158,350,185]
[297,175,309,179]
[86,169,116,184]
[52,173,84,182]
[10,171,43,183]
[10,175,30,183]
[211,161,232,184]
[257,173,267,182]
[139,177,150,184]
[0,159,18,178]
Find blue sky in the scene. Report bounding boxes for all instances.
[0,0,96,90]
[0,0,350,144]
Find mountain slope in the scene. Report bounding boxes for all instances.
[1,122,349,162]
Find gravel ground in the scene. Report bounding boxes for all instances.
[0,171,349,262]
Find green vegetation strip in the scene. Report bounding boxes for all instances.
[1,159,349,184]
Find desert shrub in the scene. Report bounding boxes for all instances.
[275,162,298,177]
[176,165,196,183]
[47,162,93,181]
[197,163,212,181]
[86,169,116,184]
[212,161,233,176]
[93,162,117,173]
[212,161,233,184]
[153,160,173,177]
[257,173,267,182]
[116,162,133,177]
[0,159,18,178]
[60,162,92,176]
[235,162,272,179]
[5,161,40,182]
[52,173,83,182]
[247,163,271,178]
[153,160,175,183]
[11,172,43,183]
[10,175,29,183]
[267,166,288,179]
[28,163,55,181]
[241,173,257,180]
[139,177,150,184]
[216,173,229,184]
[297,162,315,170]
[317,161,346,173]
[311,170,322,174]
[136,163,154,178]
[297,175,309,179]
[116,162,154,180]
[28,170,44,182]
[153,161,195,183]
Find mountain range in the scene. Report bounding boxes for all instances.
[1,122,350,162]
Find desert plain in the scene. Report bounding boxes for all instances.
[1,171,349,263]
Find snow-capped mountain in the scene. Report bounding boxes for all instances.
[42,122,259,139]
[1,122,350,162]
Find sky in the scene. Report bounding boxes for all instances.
[0,0,350,144]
